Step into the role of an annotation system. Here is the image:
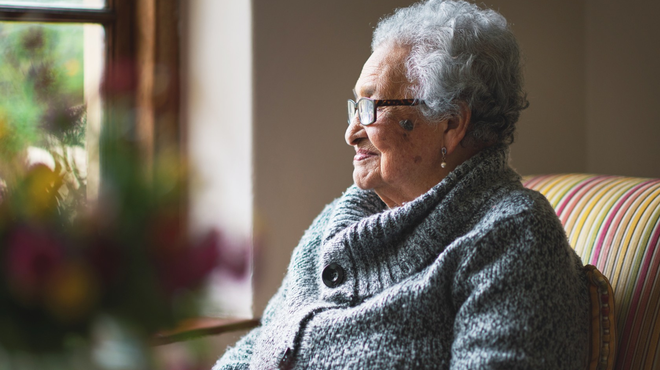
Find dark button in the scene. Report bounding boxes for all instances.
[279,347,293,370]
[322,263,345,288]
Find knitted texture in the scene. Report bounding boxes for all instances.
[213,145,590,370]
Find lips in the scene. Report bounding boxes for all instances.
[354,148,378,161]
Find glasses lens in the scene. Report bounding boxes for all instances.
[347,100,356,125]
[358,99,375,125]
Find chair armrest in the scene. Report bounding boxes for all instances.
[152,317,261,345]
[584,265,616,370]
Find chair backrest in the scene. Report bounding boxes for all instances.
[523,174,660,370]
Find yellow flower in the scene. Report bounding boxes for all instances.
[45,261,99,324]
[24,164,61,218]
[0,110,7,140]
[64,59,80,77]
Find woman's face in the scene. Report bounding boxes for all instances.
[345,44,448,207]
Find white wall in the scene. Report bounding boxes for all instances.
[182,0,252,317]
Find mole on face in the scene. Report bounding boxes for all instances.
[414,155,422,164]
[399,120,414,131]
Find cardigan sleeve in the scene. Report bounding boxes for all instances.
[213,200,338,369]
[449,206,590,370]
[212,277,288,370]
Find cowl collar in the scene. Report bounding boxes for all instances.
[320,144,520,301]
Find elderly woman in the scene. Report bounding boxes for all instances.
[214,1,589,369]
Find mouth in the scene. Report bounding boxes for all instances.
[354,148,378,162]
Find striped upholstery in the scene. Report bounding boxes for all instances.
[523,174,660,370]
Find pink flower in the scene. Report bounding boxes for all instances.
[5,225,64,303]
[156,230,220,294]
[216,235,250,280]
[86,236,122,287]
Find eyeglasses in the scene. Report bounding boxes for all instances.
[347,98,423,126]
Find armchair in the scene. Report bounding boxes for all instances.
[523,174,660,370]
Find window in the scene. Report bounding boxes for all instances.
[0,0,181,178]
[0,3,107,202]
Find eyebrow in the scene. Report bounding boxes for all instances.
[353,85,376,99]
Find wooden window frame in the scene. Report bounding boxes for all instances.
[0,0,181,164]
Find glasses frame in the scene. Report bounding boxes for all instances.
[347,97,423,126]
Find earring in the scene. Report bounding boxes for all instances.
[441,147,447,168]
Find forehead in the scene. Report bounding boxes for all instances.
[355,44,411,98]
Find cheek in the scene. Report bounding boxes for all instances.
[370,128,411,153]
[367,125,436,176]
[379,147,418,180]
[379,137,440,179]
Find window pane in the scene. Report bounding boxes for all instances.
[0,21,104,204]
[0,0,104,10]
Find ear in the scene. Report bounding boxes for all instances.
[442,102,471,155]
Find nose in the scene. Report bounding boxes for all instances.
[345,117,367,146]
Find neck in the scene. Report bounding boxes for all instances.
[377,144,486,208]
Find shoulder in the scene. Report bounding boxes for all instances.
[449,184,590,370]
[449,180,588,311]
[480,181,565,241]
[453,182,579,283]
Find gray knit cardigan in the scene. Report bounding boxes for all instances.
[214,145,590,370]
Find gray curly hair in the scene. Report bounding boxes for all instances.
[372,0,528,146]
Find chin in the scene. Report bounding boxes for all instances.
[353,171,379,190]
[353,177,368,190]
[352,171,368,189]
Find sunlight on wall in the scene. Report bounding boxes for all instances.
[84,23,103,201]
[184,0,252,317]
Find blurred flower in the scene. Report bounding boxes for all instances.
[21,27,45,52]
[0,111,8,141]
[42,101,86,146]
[157,230,220,295]
[64,59,80,77]
[86,235,122,287]
[22,163,61,219]
[45,260,99,324]
[28,62,57,98]
[148,209,184,257]
[217,236,250,280]
[0,179,6,206]
[26,146,55,170]
[0,25,230,356]
[5,225,64,304]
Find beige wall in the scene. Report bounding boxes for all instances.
[183,0,660,318]
[493,0,586,175]
[585,0,660,178]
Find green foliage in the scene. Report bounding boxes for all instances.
[0,21,86,161]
